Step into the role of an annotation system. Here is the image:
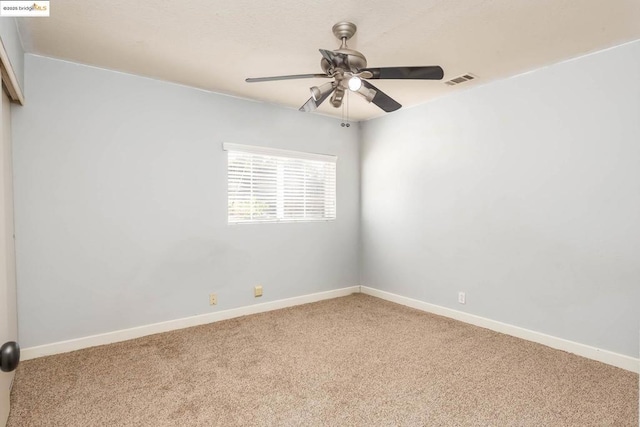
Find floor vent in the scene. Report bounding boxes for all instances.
[445,73,477,86]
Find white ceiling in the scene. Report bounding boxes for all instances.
[17,0,640,121]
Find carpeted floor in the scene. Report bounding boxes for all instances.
[8,294,639,426]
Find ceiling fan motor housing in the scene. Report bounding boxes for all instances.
[320,49,367,74]
[338,48,367,72]
[324,22,368,73]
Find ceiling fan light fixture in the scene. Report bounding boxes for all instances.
[310,86,321,101]
[310,82,335,101]
[356,85,376,103]
[330,86,345,108]
[348,76,362,91]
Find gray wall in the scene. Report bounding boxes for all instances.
[361,41,640,357]
[12,41,640,358]
[13,55,360,348]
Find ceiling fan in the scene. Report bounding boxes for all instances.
[246,22,444,114]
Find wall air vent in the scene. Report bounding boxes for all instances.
[444,74,477,86]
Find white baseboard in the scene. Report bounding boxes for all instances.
[360,286,639,374]
[21,285,640,374]
[21,286,360,361]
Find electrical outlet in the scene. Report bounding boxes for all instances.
[458,292,466,304]
[209,293,217,305]
[254,285,263,297]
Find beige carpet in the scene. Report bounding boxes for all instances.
[8,294,639,426]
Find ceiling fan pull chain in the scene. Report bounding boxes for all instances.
[346,90,350,127]
[340,91,351,128]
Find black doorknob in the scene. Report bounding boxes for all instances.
[0,341,20,372]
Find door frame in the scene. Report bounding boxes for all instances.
[0,41,23,105]
[0,34,23,427]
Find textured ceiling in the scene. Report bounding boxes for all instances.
[16,0,640,121]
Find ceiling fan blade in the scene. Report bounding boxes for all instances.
[360,66,444,80]
[246,73,329,83]
[299,87,336,112]
[361,80,402,112]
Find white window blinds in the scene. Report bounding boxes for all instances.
[224,143,337,223]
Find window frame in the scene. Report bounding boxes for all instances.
[223,143,337,225]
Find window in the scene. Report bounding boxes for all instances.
[224,143,337,223]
